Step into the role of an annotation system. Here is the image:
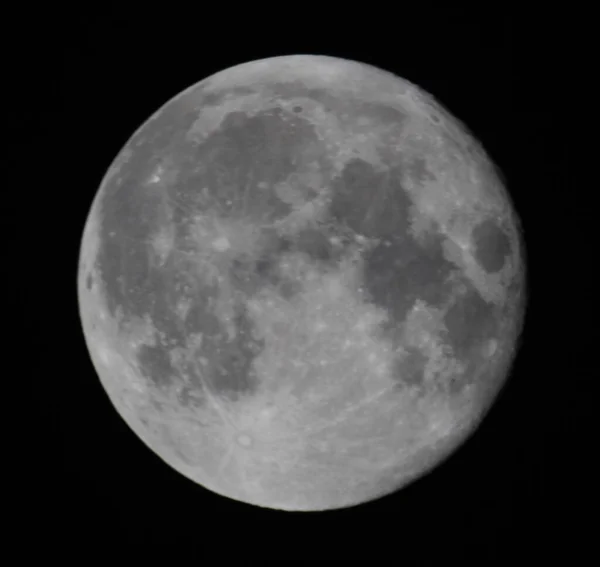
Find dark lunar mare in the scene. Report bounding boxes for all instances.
[470,218,512,273]
[93,82,501,405]
[328,157,458,324]
[175,107,323,221]
[94,88,370,406]
[323,156,501,395]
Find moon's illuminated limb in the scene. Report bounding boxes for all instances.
[78,55,525,511]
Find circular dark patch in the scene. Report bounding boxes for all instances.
[471,218,511,273]
[442,287,499,361]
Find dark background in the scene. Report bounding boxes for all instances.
[15,10,588,562]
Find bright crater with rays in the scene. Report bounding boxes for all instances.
[78,55,526,511]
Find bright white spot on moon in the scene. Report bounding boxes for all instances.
[236,434,252,447]
[485,339,499,357]
[147,164,164,184]
[211,236,231,251]
[97,344,112,366]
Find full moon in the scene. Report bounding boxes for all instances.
[78,55,526,511]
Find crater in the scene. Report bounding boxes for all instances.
[442,285,499,361]
[470,217,512,273]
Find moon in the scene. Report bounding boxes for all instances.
[78,55,526,511]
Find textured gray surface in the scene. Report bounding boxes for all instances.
[78,55,525,510]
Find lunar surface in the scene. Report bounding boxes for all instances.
[78,55,526,511]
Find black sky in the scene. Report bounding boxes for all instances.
[16,10,589,562]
